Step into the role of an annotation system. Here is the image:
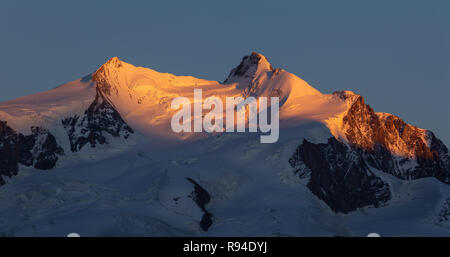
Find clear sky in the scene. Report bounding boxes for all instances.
[1,0,449,144]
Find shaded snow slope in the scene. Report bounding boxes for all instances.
[0,123,448,236]
[0,52,449,236]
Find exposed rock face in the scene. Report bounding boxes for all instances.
[437,198,450,228]
[289,91,450,213]
[0,69,135,187]
[62,89,133,152]
[334,91,450,184]
[289,138,391,214]
[91,57,123,96]
[186,178,213,231]
[0,58,136,187]
[0,121,64,185]
[224,52,273,87]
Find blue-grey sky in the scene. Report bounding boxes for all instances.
[1,0,449,144]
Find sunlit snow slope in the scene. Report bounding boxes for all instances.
[0,52,449,237]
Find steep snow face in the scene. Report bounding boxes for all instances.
[223,52,322,109]
[221,53,343,130]
[224,52,273,86]
[0,76,103,167]
[0,75,96,134]
[0,52,449,235]
[91,54,340,142]
[0,72,139,166]
[0,52,338,159]
[92,57,234,140]
[61,88,134,153]
[0,120,448,236]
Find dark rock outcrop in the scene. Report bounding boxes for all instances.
[223,52,274,94]
[224,52,272,83]
[438,198,450,227]
[62,89,133,152]
[0,121,64,185]
[334,91,450,184]
[289,138,391,214]
[91,57,122,96]
[186,178,213,231]
[289,91,450,214]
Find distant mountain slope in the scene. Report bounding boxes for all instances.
[0,52,449,236]
[290,91,450,213]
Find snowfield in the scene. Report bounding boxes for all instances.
[0,53,449,237]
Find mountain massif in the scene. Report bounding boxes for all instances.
[0,53,449,236]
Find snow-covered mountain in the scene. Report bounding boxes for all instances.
[0,52,449,236]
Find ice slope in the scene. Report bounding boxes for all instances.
[0,75,95,134]
[0,53,449,236]
[0,53,346,145]
[0,122,448,236]
[90,55,346,143]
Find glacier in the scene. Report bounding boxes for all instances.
[0,52,449,237]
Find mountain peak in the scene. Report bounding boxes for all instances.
[224,52,273,84]
[248,52,271,66]
[333,90,358,100]
[332,90,362,107]
[96,57,123,72]
[106,56,122,64]
[93,57,124,80]
[92,57,126,96]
